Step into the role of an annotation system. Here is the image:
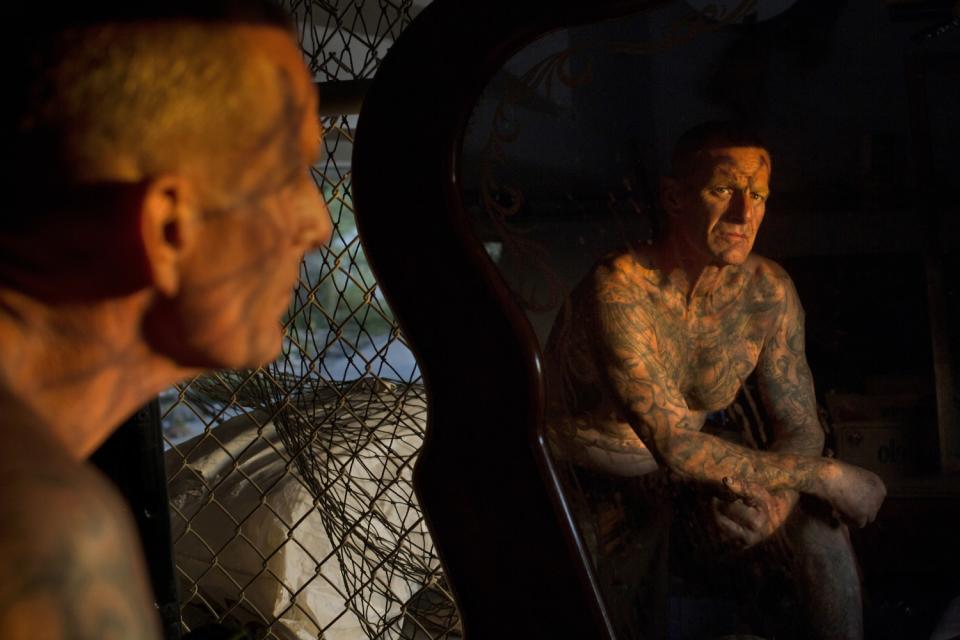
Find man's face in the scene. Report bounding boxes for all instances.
[665,146,771,266]
[165,26,332,369]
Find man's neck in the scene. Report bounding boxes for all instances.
[652,233,728,305]
[0,287,194,460]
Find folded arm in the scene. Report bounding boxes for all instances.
[591,269,825,493]
[590,266,883,526]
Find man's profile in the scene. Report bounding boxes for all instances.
[0,3,331,638]
[544,122,886,639]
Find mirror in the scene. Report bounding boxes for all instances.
[458,1,960,638]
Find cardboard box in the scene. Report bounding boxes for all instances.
[833,422,925,482]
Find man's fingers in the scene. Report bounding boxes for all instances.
[713,508,760,548]
[721,476,770,509]
[714,497,767,532]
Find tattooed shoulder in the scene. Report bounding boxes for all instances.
[747,256,808,348]
[0,450,159,639]
[593,250,658,306]
[745,255,794,308]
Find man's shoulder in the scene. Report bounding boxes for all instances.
[744,254,789,280]
[0,420,156,638]
[595,246,655,272]
[740,255,805,324]
[589,248,657,299]
[0,418,130,533]
[743,254,796,298]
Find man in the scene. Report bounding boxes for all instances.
[544,122,886,639]
[0,4,331,638]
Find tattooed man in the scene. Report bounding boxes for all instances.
[0,4,331,638]
[545,122,885,639]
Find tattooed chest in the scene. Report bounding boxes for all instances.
[677,339,760,410]
[669,313,771,412]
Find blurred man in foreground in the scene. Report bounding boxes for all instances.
[0,3,331,637]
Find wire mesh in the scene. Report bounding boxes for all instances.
[160,2,461,638]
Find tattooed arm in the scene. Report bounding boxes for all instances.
[0,430,161,639]
[749,269,884,529]
[756,272,825,458]
[592,265,885,527]
[711,271,825,542]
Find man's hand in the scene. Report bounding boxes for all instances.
[819,459,886,527]
[710,477,798,548]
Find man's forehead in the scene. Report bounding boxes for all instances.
[233,27,310,94]
[205,24,320,205]
[696,146,771,184]
[703,146,770,173]
[239,25,320,158]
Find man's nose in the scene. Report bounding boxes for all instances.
[726,190,749,224]
[297,179,334,251]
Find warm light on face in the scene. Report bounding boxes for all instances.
[156,28,332,372]
[674,146,771,266]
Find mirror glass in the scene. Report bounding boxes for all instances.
[459,2,960,638]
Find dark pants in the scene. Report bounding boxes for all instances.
[567,467,672,638]
[567,466,851,640]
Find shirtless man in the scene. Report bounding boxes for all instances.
[0,4,331,638]
[544,122,886,639]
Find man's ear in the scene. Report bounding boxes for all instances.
[139,176,199,297]
[660,176,683,217]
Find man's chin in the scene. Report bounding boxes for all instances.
[247,333,284,369]
[208,331,284,371]
[158,322,285,372]
[713,250,751,266]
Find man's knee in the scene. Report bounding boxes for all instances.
[784,495,857,566]
[771,497,864,640]
[782,495,862,617]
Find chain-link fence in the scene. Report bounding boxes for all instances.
[160,2,461,638]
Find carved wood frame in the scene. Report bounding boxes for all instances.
[351,1,679,636]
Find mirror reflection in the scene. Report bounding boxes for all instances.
[461,2,960,639]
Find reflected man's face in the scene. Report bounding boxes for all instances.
[667,146,771,266]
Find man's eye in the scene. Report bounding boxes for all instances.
[712,187,731,196]
[750,192,766,202]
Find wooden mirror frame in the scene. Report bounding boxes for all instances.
[352,0,670,636]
